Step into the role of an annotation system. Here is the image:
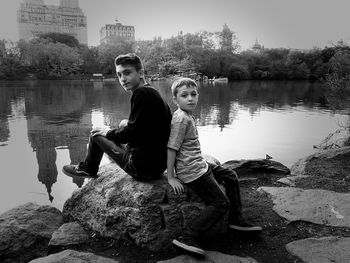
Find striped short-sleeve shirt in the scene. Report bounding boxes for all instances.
[167,108,208,183]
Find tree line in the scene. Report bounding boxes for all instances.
[0,25,350,81]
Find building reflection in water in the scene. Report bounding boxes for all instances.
[24,81,97,199]
[36,148,56,202]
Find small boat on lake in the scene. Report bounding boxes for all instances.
[213,77,228,83]
[209,77,229,84]
[90,73,104,81]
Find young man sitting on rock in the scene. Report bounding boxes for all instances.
[63,53,172,181]
[167,77,262,257]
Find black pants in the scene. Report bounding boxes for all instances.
[83,134,141,179]
[187,163,242,235]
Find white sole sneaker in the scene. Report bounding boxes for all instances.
[62,167,97,179]
[172,239,206,257]
[228,224,262,232]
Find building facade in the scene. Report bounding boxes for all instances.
[17,0,87,45]
[100,19,135,44]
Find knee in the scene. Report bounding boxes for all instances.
[90,133,107,144]
[215,199,230,214]
[89,134,100,145]
[232,170,239,180]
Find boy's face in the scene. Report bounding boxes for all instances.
[116,64,143,92]
[174,85,199,113]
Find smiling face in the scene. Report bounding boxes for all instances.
[174,85,199,113]
[116,64,143,92]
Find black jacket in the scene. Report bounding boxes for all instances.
[106,84,172,176]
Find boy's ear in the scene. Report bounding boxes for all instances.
[172,96,178,105]
[138,69,145,78]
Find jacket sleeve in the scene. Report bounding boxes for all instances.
[106,89,148,144]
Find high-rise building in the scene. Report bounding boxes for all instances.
[17,0,87,45]
[100,19,135,44]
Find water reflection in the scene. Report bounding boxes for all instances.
[0,80,348,213]
[195,80,331,130]
[25,81,94,197]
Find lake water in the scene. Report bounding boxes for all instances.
[0,80,348,214]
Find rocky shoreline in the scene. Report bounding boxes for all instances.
[1,128,350,263]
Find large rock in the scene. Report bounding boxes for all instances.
[258,187,350,227]
[286,236,350,263]
[291,146,350,177]
[63,163,227,252]
[29,249,118,263]
[0,202,63,263]
[49,222,90,247]
[288,146,350,192]
[222,159,290,179]
[157,250,258,263]
[314,128,350,150]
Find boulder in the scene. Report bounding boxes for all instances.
[288,146,350,192]
[29,249,118,263]
[291,146,350,176]
[277,175,308,187]
[63,163,227,252]
[222,159,290,179]
[157,250,258,263]
[49,222,90,247]
[313,128,350,150]
[0,202,63,263]
[258,187,350,227]
[286,236,350,263]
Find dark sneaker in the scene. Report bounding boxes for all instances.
[62,162,97,178]
[172,236,206,257]
[229,217,262,232]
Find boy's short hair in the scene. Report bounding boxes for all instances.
[171,77,198,97]
[115,53,143,71]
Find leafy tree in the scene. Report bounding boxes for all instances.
[295,62,310,79]
[98,38,134,74]
[199,31,217,50]
[0,55,26,80]
[228,63,249,80]
[0,40,5,58]
[0,40,26,79]
[38,32,80,48]
[79,45,100,74]
[183,33,202,48]
[18,38,81,78]
[165,34,186,60]
[263,48,289,62]
[136,38,165,75]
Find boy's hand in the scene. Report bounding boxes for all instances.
[91,127,108,137]
[168,178,184,195]
[118,119,128,129]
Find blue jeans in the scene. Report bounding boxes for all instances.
[83,134,151,180]
[187,163,242,236]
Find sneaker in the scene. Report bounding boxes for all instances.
[62,162,97,179]
[229,217,262,232]
[172,236,206,257]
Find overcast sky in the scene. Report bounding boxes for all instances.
[1,0,349,50]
